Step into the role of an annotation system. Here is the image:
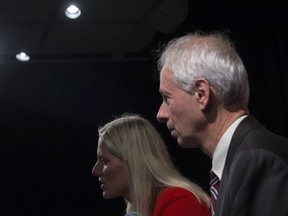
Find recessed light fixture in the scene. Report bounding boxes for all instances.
[65,5,81,19]
[16,52,30,62]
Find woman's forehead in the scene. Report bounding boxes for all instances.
[97,140,108,155]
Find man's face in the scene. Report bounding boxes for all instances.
[156,68,203,148]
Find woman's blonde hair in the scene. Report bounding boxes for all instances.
[98,113,210,216]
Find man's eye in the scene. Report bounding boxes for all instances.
[163,95,170,104]
[162,95,167,102]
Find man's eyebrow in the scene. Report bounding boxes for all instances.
[159,88,170,95]
[159,90,167,98]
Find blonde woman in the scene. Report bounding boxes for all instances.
[92,113,210,216]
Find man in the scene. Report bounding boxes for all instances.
[156,31,288,216]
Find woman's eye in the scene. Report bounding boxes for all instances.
[100,159,106,165]
[96,158,106,166]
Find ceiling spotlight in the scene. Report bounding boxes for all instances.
[16,52,30,62]
[65,5,81,19]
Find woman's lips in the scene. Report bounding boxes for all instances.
[100,183,104,190]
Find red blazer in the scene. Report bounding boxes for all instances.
[152,187,211,216]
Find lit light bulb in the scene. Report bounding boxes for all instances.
[65,5,81,19]
[16,52,30,62]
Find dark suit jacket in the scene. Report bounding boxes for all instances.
[216,115,288,216]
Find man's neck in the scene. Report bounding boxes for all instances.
[204,106,248,158]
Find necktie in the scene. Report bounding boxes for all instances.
[210,171,220,216]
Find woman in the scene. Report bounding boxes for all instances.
[92,113,211,216]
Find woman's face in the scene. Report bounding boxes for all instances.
[92,139,130,200]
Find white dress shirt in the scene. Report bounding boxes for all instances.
[212,115,248,180]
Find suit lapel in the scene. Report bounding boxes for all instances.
[215,115,261,215]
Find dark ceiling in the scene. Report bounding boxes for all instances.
[0,0,189,63]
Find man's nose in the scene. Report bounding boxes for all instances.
[156,102,168,123]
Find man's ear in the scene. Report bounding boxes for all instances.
[193,78,211,110]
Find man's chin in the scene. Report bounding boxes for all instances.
[171,131,192,149]
[177,137,194,149]
[171,130,178,139]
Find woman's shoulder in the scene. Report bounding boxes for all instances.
[153,187,210,216]
[157,187,197,202]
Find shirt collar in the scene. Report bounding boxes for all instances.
[212,115,248,180]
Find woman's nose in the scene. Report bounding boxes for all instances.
[92,162,101,177]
